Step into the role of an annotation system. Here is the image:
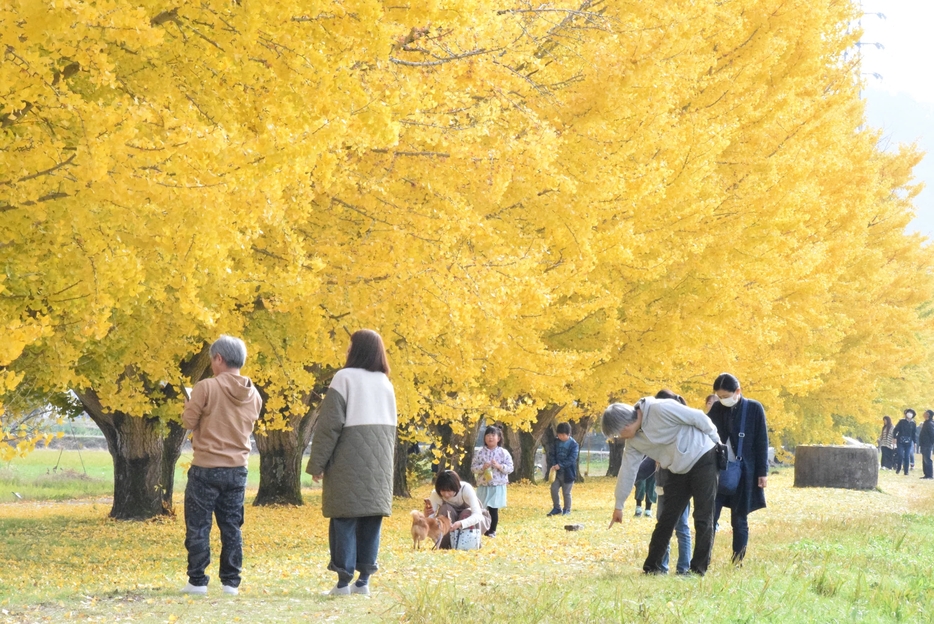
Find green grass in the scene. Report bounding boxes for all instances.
[0,450,113,501]
[0,450,326,503]
[1,449,611,504]
[1,462,932,622]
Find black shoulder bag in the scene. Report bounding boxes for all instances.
[717,400,747,497]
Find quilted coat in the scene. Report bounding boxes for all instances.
[306,367,397,518]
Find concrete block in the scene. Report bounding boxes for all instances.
[793,445,878,490]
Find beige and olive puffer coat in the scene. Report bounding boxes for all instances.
[306,367,397,518]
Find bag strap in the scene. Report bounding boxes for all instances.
[735,400,748,461]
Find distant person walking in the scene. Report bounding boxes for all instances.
[893,409,917,476]
[181,335,263,596]
[307,329,397,596]
[706,373,769,565]
[918,410,934,480]
[878,416,897,470]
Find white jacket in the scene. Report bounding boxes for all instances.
[614,397,720,510]
[428,482,486,529]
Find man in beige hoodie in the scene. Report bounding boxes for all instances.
[180,335,262,596]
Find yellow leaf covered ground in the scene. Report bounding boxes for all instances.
[1,469,933,622]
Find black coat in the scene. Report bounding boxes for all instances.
[708,397,769,515]
[919,419,934,448]
[893,418,917,446]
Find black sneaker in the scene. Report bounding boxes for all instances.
[562,509,571,515]
[546,509,561,516]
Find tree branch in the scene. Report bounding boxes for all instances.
[389,48,491,67]
[0,153,77,187]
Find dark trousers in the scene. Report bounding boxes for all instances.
[328,516,383,585]
[714,501,749,562]
[921,444,933,478]
[880,447,895,469]
[897,442,913,475]
[184,465,248,587]
[643,447,718,576]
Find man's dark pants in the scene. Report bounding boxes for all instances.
[184,465,248,588]
[921,444,934,479]
[643,447,719,576]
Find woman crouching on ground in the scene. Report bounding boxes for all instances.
[425,470,491,548]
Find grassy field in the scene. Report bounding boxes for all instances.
[0,449,612,503]
[0,450,326,502]
[1,455,932,623]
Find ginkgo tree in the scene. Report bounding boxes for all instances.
[3,0,934,519]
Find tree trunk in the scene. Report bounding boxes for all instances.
[607,440,625,477]
[253,403,317,506]
[516,429,543,483]
[253,427,302,505]
[75,389,181,520]
[571,417,594,482]
[72,345,218,520]
[542,426,557,478]
[433,423,454,475]
[161,419,187,507]
[252,365,331,507]
[430,420,482,484]
[506,404,566,483]
[451,418,484,485]
[393,435,411,498]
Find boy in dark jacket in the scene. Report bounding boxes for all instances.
[547,423,579,516]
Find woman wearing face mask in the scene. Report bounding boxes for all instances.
[706,373,769,565]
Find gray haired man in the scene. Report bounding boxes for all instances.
[603,397,721,575]
[181,335,263,595]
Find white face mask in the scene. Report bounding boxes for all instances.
[720,393,740,407]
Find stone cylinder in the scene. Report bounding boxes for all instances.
[793,445,878,490]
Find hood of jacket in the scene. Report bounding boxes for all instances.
[214,371,259,405]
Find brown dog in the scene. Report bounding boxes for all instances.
[428,514,451,549]
[411,510,451,550]
[411,510,429,549]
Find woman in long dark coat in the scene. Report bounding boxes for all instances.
[707,373,769,564]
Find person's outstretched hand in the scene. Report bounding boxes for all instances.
[608,508,623,529]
